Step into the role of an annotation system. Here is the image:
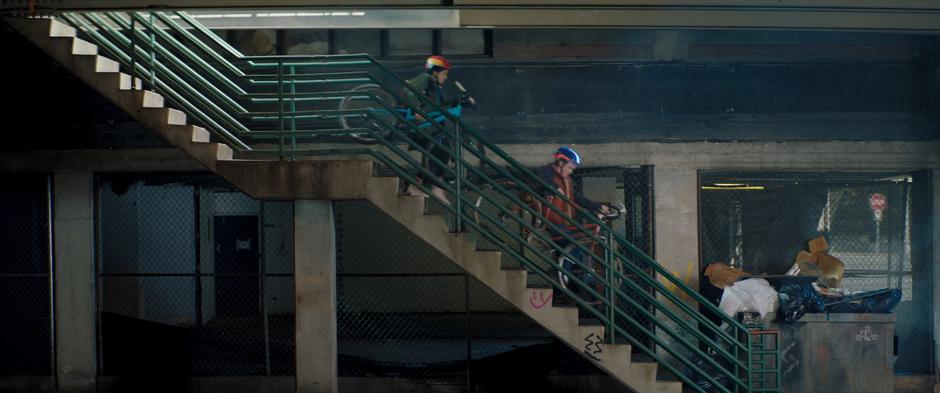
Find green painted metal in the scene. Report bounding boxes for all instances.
[55,10,785,392]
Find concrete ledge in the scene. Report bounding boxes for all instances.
[0,376,56,393]
[216,159,373,200]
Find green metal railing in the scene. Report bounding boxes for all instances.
[57,10,778,392]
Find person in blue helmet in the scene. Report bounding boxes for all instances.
[537,146,611,298]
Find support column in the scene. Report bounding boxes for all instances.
[654,166,700,294]
[652,165,701,363]
[53,172,96,393]
[932,170,940,389]
[294,200,337,393]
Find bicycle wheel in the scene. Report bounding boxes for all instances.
[338,84,397,143]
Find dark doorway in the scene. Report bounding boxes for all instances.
[214,215,260,318]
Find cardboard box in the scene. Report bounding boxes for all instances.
[794,250,813,265]
[704,262,749,288]
[809,236,829,254]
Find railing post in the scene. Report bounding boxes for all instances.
[455,122,463,232]
[605,228,614,343]
[277,59,284,160]
[129,15,137,90]
[289,65,297,161]
[147,12,156,88]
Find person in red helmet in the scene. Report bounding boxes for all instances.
[402,55,460,204]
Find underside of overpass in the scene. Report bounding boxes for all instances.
[0,3,938,393]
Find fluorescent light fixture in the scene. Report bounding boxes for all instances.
[185,9,457,29]
[701,186,765,191]
[713,183,745,187]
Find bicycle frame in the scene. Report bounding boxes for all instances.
[386,104,464,130]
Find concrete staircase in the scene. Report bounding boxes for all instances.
[10,17,681,393]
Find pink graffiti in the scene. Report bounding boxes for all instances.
[529,290,552,309]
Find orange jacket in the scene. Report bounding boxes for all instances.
[537,165,601,226]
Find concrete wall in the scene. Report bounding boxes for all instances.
[6,27,939,153]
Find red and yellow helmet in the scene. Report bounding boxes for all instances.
[425,55,451,71]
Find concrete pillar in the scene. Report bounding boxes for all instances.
[652,165,700,361]
[654,166,700,294]
[932,170,940,387]
[294,200,337,393]
[53,172,96,392]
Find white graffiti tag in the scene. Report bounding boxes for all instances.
[855,325,878,342]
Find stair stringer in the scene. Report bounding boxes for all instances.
[7,17,374,201]
[364,177,681,393]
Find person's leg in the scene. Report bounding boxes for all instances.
[405,132,430,197]
[426,133,452,205]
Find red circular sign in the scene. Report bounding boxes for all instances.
[869,193,887,211]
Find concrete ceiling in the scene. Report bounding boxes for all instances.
[5,0,940,32]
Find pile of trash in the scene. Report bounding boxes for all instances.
[704,236,902,323]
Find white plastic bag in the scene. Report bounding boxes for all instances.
[718,278,779,321]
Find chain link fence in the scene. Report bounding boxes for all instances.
[335,200,614,391]
[699,171,933,373]
[0,175,53,376]
[96,173,294,377]
[574,167,656,350]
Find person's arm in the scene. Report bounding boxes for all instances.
[401,74,430,110]
[575,193,603,212]
[537,166,557,195]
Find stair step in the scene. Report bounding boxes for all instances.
[166,108,187,125]
[526,282,553,289]
[500,266,527,271]
[214,143,234,161]
[97,56,120,73]
[652,381,683,393]
[49,19,77,38]
[118,73,143,91]
[71,37,97,55]
[579,317,605,326]
[191,126,210,143]
[630,362,659,385]
[136,90,164,108]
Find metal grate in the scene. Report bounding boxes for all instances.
[0,175,53,376]
[574,166,656,350]
[96,173,294,376]
[699,171,933,373]
[334,200,604,390]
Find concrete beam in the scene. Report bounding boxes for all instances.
[497,141,940,171]
[294,200,338,393]
[0,149,202,173]
[457,6,940,32]
[53,172,96,393]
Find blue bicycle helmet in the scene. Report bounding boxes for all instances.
[554,146,582,167]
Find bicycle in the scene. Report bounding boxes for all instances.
[466,175,626,295]
[337,81,476,143]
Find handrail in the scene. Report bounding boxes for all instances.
[56,10,770,392]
